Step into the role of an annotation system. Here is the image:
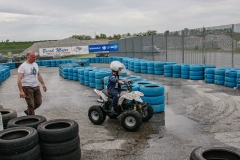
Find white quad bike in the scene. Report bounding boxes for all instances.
[88,81,153,132]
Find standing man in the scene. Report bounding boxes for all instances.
[17,51,47,115]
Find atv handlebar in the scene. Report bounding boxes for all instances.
[122,80,132,91]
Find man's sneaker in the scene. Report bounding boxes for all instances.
[24,110,28,115]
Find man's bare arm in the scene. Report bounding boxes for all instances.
[38,71,47,92]
[17,72,26,98]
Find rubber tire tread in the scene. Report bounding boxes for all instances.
[40,135,80,156]
[0,144,41,160]
[42,147,81,160]
[0,127,38,155]
[7,115,47,129]
[190,146,240,160]
[37,119,79,143]
[121,110,142,132]
[88,105,106,125]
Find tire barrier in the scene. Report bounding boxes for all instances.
[224,70,237,88]
[134,61,141,73]
[141,61,148,74]
[154,62,165,75]
[0,65,11,85]
[189,65,204,80]
[181,64,190,79]
[7,115,47,130]
[164,64,173,77]
[139,84,165,113]
[95,71,111,90]
[0,109,17,129]
[204,68,215,83]
[147,61,154,74]
[214,68,227,85]
[172,64,182,78]
[0,127,41,160]
[37,119,81,159]
[237,72,240,90]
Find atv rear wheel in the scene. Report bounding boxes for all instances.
[121,110,142,132]
[142,104,153,122]
[88,105,106,125]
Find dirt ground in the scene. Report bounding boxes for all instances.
[0,63,240,160]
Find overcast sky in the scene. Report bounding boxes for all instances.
[0,0,239,42]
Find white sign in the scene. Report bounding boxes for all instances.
[72,46,89,55]
[39,47,72,56]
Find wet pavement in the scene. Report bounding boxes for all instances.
[0,64,240,160]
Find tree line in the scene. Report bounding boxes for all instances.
[70,30,157,40]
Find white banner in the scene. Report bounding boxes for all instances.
[72,46,89,55]
[39,47,72,56]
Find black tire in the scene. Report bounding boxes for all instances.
[40,135,80,156]
[0,127,38,155]
[142,104,153,122]
[88,105,106,125]
[37,119,79,143]
[42,147,81,160]
[0,109,17,129]
[7,115,47,129]
[190,146,240,160]
[121,110,142,132]
[0,144,41,160]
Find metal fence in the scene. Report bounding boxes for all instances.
[109,23,240,68]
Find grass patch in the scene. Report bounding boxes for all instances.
[235,48,240,53]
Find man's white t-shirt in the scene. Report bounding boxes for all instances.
[18,62,39,87]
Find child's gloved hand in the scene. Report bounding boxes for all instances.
[118,80,124,85]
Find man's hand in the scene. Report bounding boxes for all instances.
[42,84,47,92]
[20,91,26,98]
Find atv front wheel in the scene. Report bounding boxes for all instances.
[121,110,142,132]
[88,105,106,125]
[142,104,153,122]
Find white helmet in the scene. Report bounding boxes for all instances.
[110,61,126,71]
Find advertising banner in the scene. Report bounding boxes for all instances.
[88,43,118,52]
[72,46,89,55]
[39,47,71,56]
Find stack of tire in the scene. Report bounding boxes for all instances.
[41,60,47,66]
[225,70,237,88]
[95,70,111,90]
[51,60,56,67]
[214,68,226,85]
[55,60,62,66]
[181,64,190,79]
[0,109,17,129]
[172,64,182,78]
[84,68,95,86]
[140,61,148,74]
[237,72,240,90]
[0,66,10,82]
[134,61,141,73]
[68,67,73,80]
[0,127,41,160]
[154,62,165,75]
[189,65,204,80]
[37,119,81,160]
[36,61,42,66]
[147,61,154,74]
[89,69,97,88]
[139,83,165,113]
[204,68,215,83]
[78,67,86,84]
[73,67,81,81]
[46,60,51,67]
[164,64,173,77]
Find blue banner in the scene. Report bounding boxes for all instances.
[88,43,118,52]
